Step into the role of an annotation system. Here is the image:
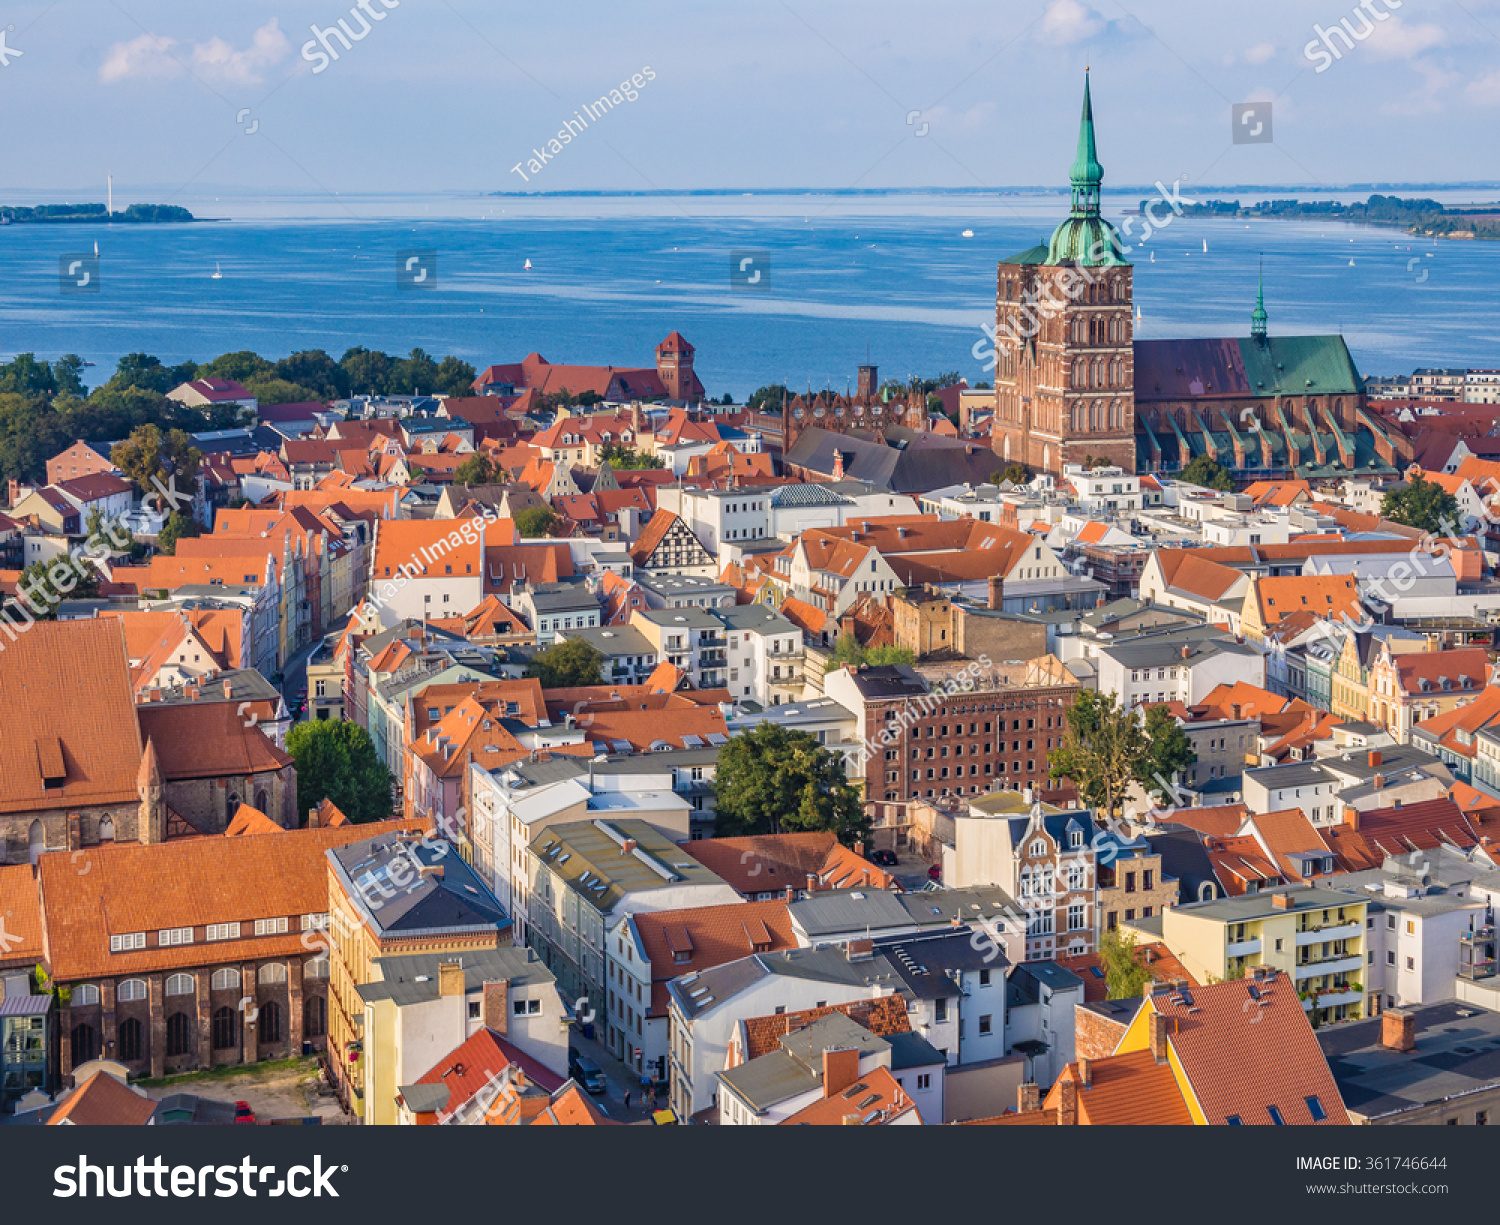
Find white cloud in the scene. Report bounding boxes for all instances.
[1362,17,1447,62]
[1464,68,1500,107]
[1036,0,1106,47]
[1379,59,1460,115]
[101,20,289,86]
[100,34,181,84]
[1244,42,1277,65]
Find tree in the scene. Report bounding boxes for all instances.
[156,511,200,555]
[52,354,87,397]
[286,720,395,824]
[273,349,349,400]
[1098,927,1154,1000]
[243,377,323,406]
[524,638,604,688]
[1048,691,1195,819]
[824,633,915,674]
[339,346,394,395]
[454,453,501,486]
[991,463,1030,486]
[102,353,198,396]
[598,443,662,470]
[16,554,99,618]
[1178,453,1234,492]
[747,384,791,413]
[196,350,273,384]
[514,505,558,538]
[433,355,477,397]
[1381,474,1462,536]
[712,723,870,843]
[111,424,202,504]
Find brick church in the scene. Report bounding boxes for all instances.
[988,74,1409,480]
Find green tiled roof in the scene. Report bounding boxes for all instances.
[1237,336,1365,397]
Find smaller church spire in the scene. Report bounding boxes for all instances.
[1251,256,1268,341]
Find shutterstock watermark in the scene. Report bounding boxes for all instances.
[301,0,399,74]
[510,67,656,183]
[55,1156,343,1198]
[1232,101,1273,144]
[1304,0,1403,72]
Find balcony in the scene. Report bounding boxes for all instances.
[1296,922,1362,946]
[1305,989,1362,1009]
[1226,937,1262,958]
[1295,954,1363,979]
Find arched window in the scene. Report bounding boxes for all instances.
[258,963,287,985]
[165,974,194,997]
[211,968,241,991]
[98,817,114,842]
[212,1006,237,1051]
[71,1023,98,1067]
[255,789,269,814]
[73,984,100,1006]
[117,1017,143,1062]
[304,995,327,1039]
[305,956,330,980]
[165,1012,192,1057]
[118,979,147,1003]
[259,1000,284,1045]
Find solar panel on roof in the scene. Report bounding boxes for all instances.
[682,734,704,748]
[706,733,728,746]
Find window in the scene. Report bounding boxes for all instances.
[1306,1095,1327,1122]
[212,1006,237,1050]
[165,973,194,997]
[117,1017,143,1062]
[71,1023,99,1066]
[934,999,948,1022]
[73,984,100,1006]
[1406,956,1415,971]
[304,995,327,1039]
[159,926,193,947]
[110,932,146,953]
[165,1012,192,1057]
[305,957,329,980]
[1068,904,1085,930]
[254,917,290,936]
[1387,951,1396,966]
[118,978,147,1002]
[211,968,241,991]
[978,1014,992,1035]
[258,962,288,985]
[302,913,330,931]
[206,923,240,941]
[1226,1114,1243,1125]
[259,1001,284,1044]
[1268,1105,1286,1125]
[917,1073,931,1090]
[979,969,991,987]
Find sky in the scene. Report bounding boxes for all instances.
[5,0,1500,203]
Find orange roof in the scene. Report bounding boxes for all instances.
[1206,835,1284,894]
[1410,683,1500,759]
[1057,943,1198,1006]
[47,1072,158,1126]
[521,1080,618,1126]
[1322,798,1479,872]
[779,1065,919,1126]
[371,517,518,583]
[682,831,896,895]
[1449,780,1500,819]
[1148,971,1349,1125]
[1150,803,1248,839]
[310,798,351,828]
[738,996,911,1063]
[1154,551,1244,603]
[632,899,796,1016]
[406,1026,563,1120]
[36,819,420,980]
[137,703,294,782]
[1391,646,1490,694]
[0,862,43,964]
[778,596,827,634]
[1044,1048,1193,1125]
[1242,808,1333,880]
[224,804,282,836]
[1254,573,1361,629]
[1074,520,1110,545]
[1242,479,1312,507]
[1187,682,1293,723]
[0,620,143,816]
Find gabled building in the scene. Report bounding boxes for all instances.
[629,509,716,575]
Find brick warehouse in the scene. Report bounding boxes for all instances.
[31,819,414,1084]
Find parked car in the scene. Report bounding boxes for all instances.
[233,1101,255,1124]
[869,850,898,867]
[568,1051,607,1095]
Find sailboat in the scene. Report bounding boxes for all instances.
[524,258,532,270]
[1149,250,1155,263]
[1202,239,1208,253]
[210,262,222,280]
[1135,305,1142,324]
[1348,258,1355,266]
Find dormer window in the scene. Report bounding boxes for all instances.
[1069,830,1083,848]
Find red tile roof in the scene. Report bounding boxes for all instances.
[631,899,796,1016]
[680,831,896,896]
[779,1065,919,1125]
[47,1071,158,1126]
[1045,1048,1193,1125]
[406,1026,563,1121]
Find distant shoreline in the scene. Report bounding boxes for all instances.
[0,204,201,225]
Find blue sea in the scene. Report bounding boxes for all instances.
[0,188,1496,398]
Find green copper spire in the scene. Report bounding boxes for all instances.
[1251,258,1268,340]
[1046,71,1128,268]
[1069,70,1104,214]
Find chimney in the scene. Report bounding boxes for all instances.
[806,872,818,894]
[1381,1008,1416,1053]
[621,838,637,856]
[854,840,865,857]
[1180,644,1190,660]
[988,574,1004,611]
[822,1047,860,1098]
[1271,892,1295,910]
[1057,1077,1078,1126]
[1372,773,1385,791]
[784,885,795,902]
[845,938,874,963]
[1368,749,1382,768]
[1344,805,1361,832]
[832,450,845,481]
[308,806,320,830]
[1018,1082,1041,1114]
[437,959,464,997]
[223,679,234,699]
[1149,1012,1171,1064]
[482,979,509,1036]
[1078,1056,1093,1088]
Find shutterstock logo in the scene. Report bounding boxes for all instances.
[54,1156,344,1198]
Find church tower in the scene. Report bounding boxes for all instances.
[992,72,1137,475]
[137,737,165,846]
